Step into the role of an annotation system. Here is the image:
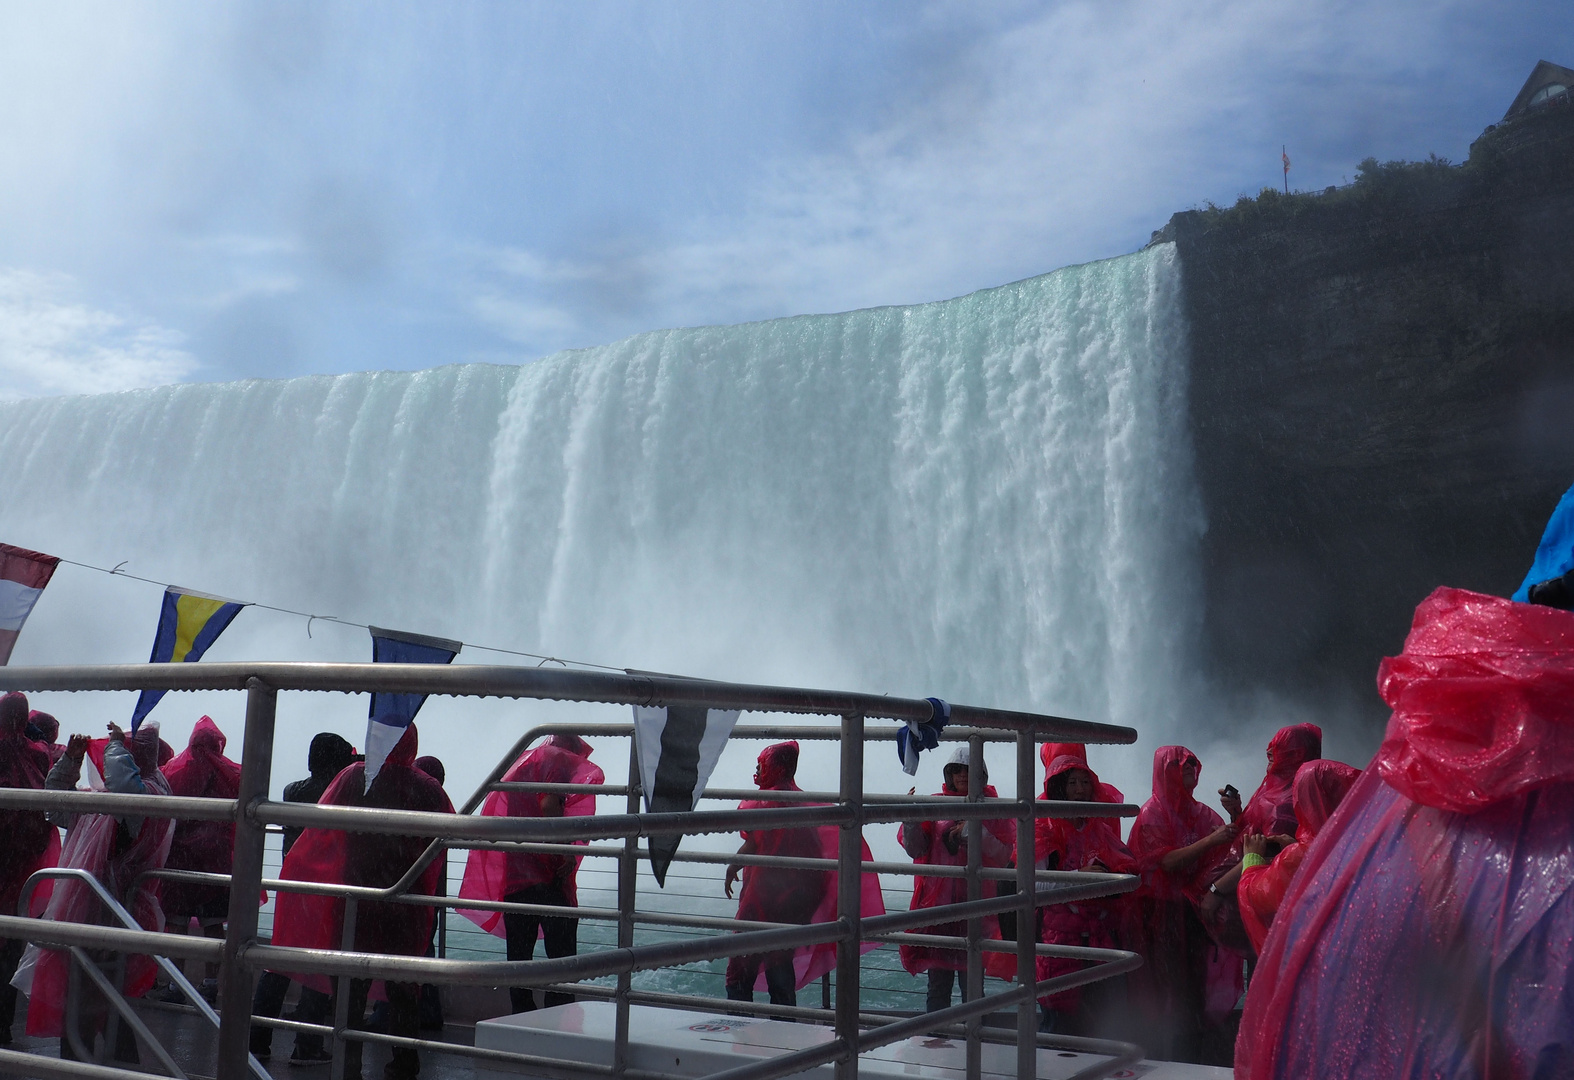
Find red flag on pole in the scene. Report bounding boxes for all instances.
[0,543,59,664]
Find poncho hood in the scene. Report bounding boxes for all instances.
[1375,586,1574,813]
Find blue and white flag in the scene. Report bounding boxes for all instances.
[365,626,461,784]
[896,698,951,775]
[633,704,739,886]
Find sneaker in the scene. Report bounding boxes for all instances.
[289,1046,333,1067]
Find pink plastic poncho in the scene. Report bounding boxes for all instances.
[29,710,65,766]
[1034,755,1136,1012]
[1129,746,1228,903]
[27,723,175,1037]
[897,780,1013,975]
[1125,746,1241,1033]
[1237,587,1574,1079]
[160,716,242,919]
[1237,759,1359,955]
[271,724,453,993]
[1041,743,1125,804]
[0,694,57,920]
[458,734,604,935]
[729,742,885,991]
[1229,723,1321,861]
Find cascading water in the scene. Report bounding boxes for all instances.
[0,243,1200,801]
[0,242,1202,1003]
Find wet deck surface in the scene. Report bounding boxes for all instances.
[1,1000,1232,1080]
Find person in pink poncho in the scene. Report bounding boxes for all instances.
[1034,753,1137,1036]
[723,741,884,1008]
[1199,722,1320,955]
[271,723,452,1080]
[458,733,603,1014]
[1235,758,1359,955]
[1237,587,1574,1078]
[1125,745,1239,1063]
[28,720,173,1065]
[898,744,1013,1013]
[159,716,242,998]
[0,693,58,1046]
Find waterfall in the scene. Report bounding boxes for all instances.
[0,243,1200,801]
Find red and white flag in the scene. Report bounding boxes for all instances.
[0,543,59,665]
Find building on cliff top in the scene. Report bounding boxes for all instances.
[1505,60,1573,119]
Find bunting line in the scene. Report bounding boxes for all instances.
[50,555,629,674]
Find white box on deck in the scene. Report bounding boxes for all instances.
[474,1002,1228,1080]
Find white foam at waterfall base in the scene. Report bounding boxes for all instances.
[0,242,1201,822]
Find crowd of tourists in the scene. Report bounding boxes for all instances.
[0,493,1570,1078]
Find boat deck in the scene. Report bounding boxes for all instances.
[0,1000,1231,1080]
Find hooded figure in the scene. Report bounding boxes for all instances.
[1125,746,1240,1063]
[1034,754,1137,1035]
[160,716,243,926]
[29,710,64,766]
[1041,743,1125,804]
[723,741,884,1007]
[897,745,1013,1012]
[1237,588,1574,1079]
[1231,724,1322,856]
[26,721,174,1062]
[250,730,359,1065]
[458,733,603,1014]
[0,693,58,1043]
[271,724,453,1080]
[1237,759,1360,954]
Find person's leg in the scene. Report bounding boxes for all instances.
[763,954,797,1008]
[0,938,24,1043]
[926,968,955,1014]
[383,981,421,1080]
[291,985,334,1060]
[250,971,292,1056]
[540,911,579,1009]
[503,894,544,1014]
[725,954,763,1003]
[342,978,372,1080]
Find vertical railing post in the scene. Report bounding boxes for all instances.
[330,898,358,1080]
[1015,731,1036,1080]
[614,736,641,1076]
[834,712,865,1080]
[216,677,277,1080]
[965,733,984,1080]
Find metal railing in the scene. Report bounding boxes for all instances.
[0,662,1143,1080]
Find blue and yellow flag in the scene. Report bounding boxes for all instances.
[130,587,247,730]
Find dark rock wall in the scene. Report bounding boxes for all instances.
[1172,103,1574,731]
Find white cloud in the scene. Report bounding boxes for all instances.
[0,269,197,397]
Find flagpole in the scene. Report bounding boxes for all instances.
[1283,144,1289,194]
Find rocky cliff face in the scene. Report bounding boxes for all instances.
[1172,102,1574,730]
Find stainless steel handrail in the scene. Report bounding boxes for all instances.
[0,663,1144,1080]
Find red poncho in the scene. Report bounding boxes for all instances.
[1229,723,1321,860]
[0,693,57,920]
[730,742,884,991]
[1237,759,1359,954]
[1034,755,1136,1011]
[160,716,243,918]
[271,724,453,992]
[458,734,604,935]
[1238,588,1574,1079]
[1125,745,1241,1029]
[1128,745,1227,903]
[27,723,174,1037]
[897,781,1013,975]
[1041,743,1125,804]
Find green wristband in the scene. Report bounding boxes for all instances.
[1241,852,1271,870]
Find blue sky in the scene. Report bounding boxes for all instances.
[0,1,1569,397]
